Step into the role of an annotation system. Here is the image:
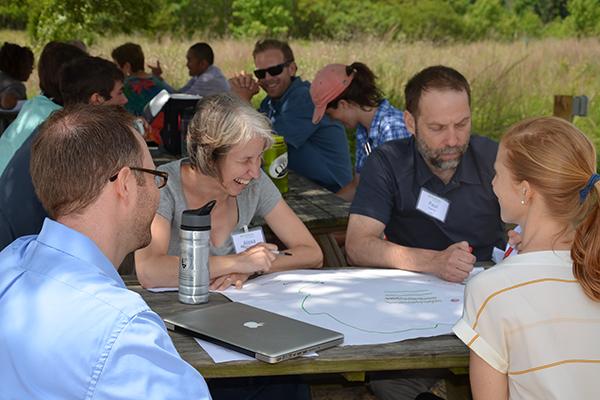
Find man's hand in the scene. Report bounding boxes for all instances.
[229,72,260,102]
[433,241,475,282]
[148,60,163,77]
[507,229,522,249]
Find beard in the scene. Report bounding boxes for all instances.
[415,130,469,171]
[131,184,157,251]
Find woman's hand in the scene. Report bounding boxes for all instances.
[210,273,252,291]
[232,242,277,274]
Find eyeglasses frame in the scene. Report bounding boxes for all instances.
[109,167,169,189]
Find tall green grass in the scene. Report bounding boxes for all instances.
[5,30,600,156]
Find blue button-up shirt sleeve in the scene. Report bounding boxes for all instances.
[93,310,211,400]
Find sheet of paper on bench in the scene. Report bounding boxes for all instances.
[195,337,317,363]
[222,268,481,346]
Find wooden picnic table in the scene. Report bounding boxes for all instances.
[127,278,470,398]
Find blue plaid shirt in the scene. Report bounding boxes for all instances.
[355,99,410,173]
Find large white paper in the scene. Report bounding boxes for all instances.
[221,268,477,346]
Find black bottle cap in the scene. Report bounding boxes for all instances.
[180,200,216,231]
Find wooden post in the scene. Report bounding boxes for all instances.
[340,371,366,382]
[553,95,574,122]
[446,368,472,400]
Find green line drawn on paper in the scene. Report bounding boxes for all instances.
[297,284,452,335]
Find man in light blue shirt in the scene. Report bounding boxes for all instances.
[0,104,211,399]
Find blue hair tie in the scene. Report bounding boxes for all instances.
[579,173,600,203]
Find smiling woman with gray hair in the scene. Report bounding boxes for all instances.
[135,93,322,290]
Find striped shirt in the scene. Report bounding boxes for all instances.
[453,250,600,399]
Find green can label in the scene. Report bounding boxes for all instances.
[268,153,288,179]
[263,135,289,194]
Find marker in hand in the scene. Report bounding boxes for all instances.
[271,250,292,256]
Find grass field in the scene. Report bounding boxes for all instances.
[4,30,600,154]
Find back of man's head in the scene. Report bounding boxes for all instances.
[30,104,142,219]
[38,41,88,105]
[404,65,471,118]
[59,56,124,106]
[111,42,145,72]
[188,42,214,65]
[252,39,294,62]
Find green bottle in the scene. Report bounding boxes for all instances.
[262,134,288,194]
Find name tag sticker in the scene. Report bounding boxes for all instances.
[416,188,450,222]
[231,226,265,254]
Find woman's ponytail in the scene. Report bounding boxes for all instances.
[572,180,600,301]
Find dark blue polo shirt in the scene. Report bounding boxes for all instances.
[0,129,47,251]
[350,135,505,261]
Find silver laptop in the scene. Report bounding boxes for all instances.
[163,302,344,363]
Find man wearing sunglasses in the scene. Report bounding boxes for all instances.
[0,56,129,251]
[0,104,211,399]
[229,39,352,193]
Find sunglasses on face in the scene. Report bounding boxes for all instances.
[253,61,292,80]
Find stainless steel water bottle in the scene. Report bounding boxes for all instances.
[179,200,216,304]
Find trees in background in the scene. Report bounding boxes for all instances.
[1,0,599,44]
[26,0,153,44]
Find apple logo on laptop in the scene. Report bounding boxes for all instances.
[243,321,264,329]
